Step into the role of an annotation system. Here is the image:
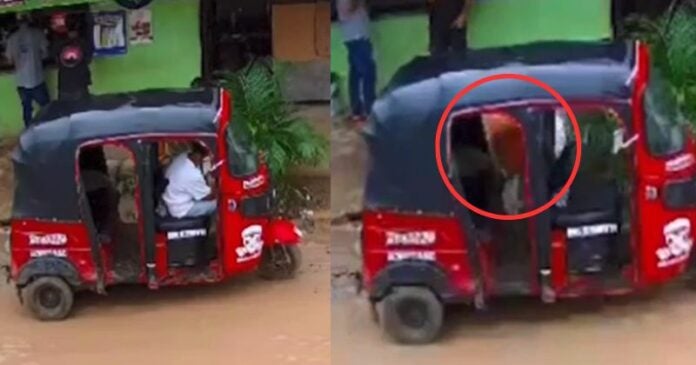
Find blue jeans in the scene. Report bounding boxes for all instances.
[346,38,376,117]
[184,200,217,218]
[17,83,50,128]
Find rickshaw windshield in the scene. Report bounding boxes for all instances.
[644,66,686,156]
[226,120,259,177]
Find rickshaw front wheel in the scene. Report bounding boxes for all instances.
[22,276,74,321]
[379,286,443,345]
[258,245,302,280]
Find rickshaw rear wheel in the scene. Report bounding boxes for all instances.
[22,276,74,321]
[258,245,302,280]
[379,286,443,344]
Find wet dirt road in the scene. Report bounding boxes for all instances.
[0,223,330,365]
[330,123,696,365]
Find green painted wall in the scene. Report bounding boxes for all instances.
[331,0,612,104]
[0,0,101,14]
[0,0,201,136]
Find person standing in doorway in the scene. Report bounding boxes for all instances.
[54,18,93,101]
[337,0,376,122]
[428,0,473,55]
[4,14,50,128]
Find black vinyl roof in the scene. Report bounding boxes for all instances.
[12,88,221,221]
[364,41,637,213]
[384,41,634,94]
[34,88,218,129]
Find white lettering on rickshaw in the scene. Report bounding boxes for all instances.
[387,251,436,262]
[385,231,436,246]
[29,233,68,246]
[567,223,618,239]
[167,229,207,240]
[243,175,265,190]
[30,249,68,258]
[666,154,695,172]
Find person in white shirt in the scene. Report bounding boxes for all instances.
[4,14,50,127]
[162,142,217,218]
[337,0,376,122]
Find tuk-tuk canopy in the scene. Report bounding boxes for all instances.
[13,88,221,221]
[364,41,637,214]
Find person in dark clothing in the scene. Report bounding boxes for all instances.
[53,23,93,101]
[428,0,473,55]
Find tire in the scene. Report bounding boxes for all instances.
[379,287,444,344]
[258,245,302,280]
[22,277,74,321]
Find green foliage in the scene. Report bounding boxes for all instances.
[221,63,328,180]
[624,5,696,124]
[576,111,629,184]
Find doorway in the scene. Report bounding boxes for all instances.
[200,0,273,78]
[77,143,143,283]
[448,111,533,292]
[550,106,633,276]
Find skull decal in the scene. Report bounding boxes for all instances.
[656,218,693,268]
[237,225,264,263]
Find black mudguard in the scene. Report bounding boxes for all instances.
[16,257,82,288]
[369,261,457,303]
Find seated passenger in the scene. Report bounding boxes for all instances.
[162,142,217,218]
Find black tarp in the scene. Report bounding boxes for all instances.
[12,88,220,221]
[364,41,636,214]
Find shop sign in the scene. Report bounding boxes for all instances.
[128,8,153,45]
[92,11,127,56]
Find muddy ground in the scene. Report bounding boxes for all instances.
[0,135,331,365]
[330,121,696,365]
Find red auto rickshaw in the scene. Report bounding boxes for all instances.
[361,41,696,343]
[3,88,302,320]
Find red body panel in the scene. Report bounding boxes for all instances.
[216,90,277,277]
[631,44,696,286]
[264,219,303,245]
[362,211,477,298]
[10,220,99,284]
[549,230,567,291]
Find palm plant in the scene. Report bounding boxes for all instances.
[624,3,696,123]
[221,62,328,180]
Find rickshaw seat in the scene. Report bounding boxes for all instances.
[553,210,616,228]
[552,179,621,228]
[155,214,211,268]
[551,181,622,274]
[155,215,209,232]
